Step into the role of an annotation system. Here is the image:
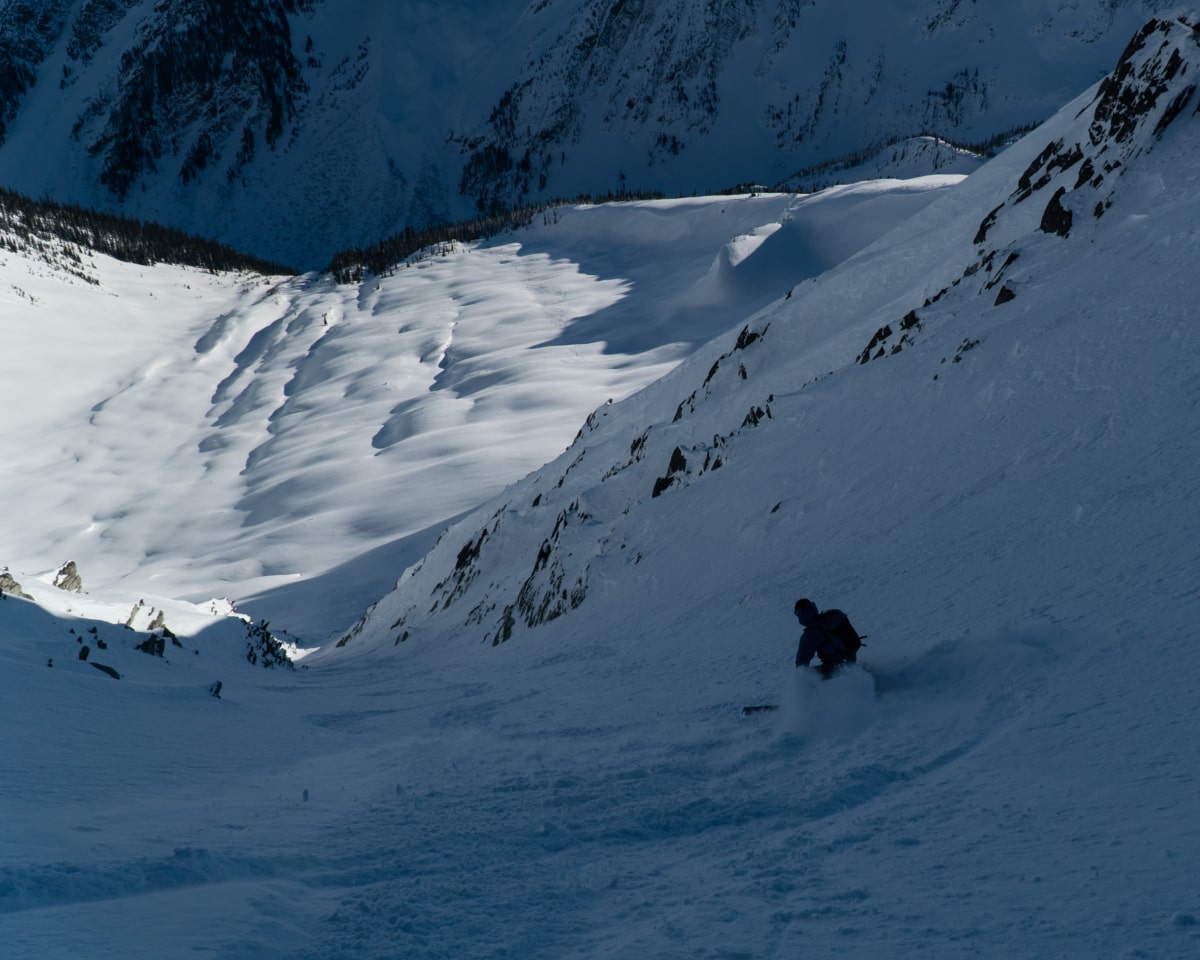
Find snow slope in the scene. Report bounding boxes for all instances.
[0,0,1180,266]
[777,135,987,194]
[4,14,1200,960]
[0,177,957,639]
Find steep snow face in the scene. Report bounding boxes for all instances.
[337,13,1200,664]
[0,178,956,637]
[4,17,1200,960]
[66,0,306,202]
[0,0,1182,267]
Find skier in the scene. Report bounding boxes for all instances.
[794,598,861,678]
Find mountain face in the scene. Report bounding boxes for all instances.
[0,0,1181,267]
[4,16,1200,960]
[334,13,1200,661]
[0,175,961,636]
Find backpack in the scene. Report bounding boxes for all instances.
[818,609,862,662]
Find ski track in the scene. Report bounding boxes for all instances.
[0,632,1092,959]
[8,22,1200,956]
[3,608,1198,959]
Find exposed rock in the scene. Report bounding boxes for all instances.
[513,549,588,634]
[1089,18,1193,147]
[0,568,32,600]
[652,447,689,498]
[136,634,166,657]
[493,605,517,645]
[969,16,1200,283]
[951,338,982,363]
[733,325,762,351]
[668,446,687,474]
[53,561,83,593]
[1040,186,1073,238]
[858,324,894,364]
[1153,83,1196,138]
[455,531,488,572]
[974,203,1003,245]
[123,601,168,632]
[124,599,145,627]
[742,405,770,428]
[702,359,722,388]
[245,620,294,669]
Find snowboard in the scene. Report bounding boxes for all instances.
[740,704,779,716]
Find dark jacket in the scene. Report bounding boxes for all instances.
[795,605,855,668]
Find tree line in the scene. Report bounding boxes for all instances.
[328,190,665,284]
[0,186,296,275]
[779,123,1043,190]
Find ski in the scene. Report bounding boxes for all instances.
[741,704,779,716]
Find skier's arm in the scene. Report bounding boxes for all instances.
[795,630,817,667]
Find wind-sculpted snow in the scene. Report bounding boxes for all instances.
[1,183,953,636]
[338,10,1200,750]
[285,27,1200,958]
[5,16,1200,960]
[344,8,1200,653]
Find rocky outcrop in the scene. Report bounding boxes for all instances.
[0,567,32,599]
[0,0,1176,267]
[858,15,1200,371]
[338,14,1200,659]
[135,633,166,657]
[245,620,294,669]
[998,16,1200,240]
[53,560,83,593]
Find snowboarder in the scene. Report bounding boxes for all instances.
[794,598,862,678]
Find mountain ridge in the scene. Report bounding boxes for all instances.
[330,12,1200,661]
[0,0,1181,267]
[3,14,1200,959]
[4,176,965,633]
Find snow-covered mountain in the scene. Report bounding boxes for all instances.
[335,12,1200,662]
[0,160,956,638]
[4,13,1200,960]
[0,0,1181,267]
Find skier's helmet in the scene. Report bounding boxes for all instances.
[794,598,819,625]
